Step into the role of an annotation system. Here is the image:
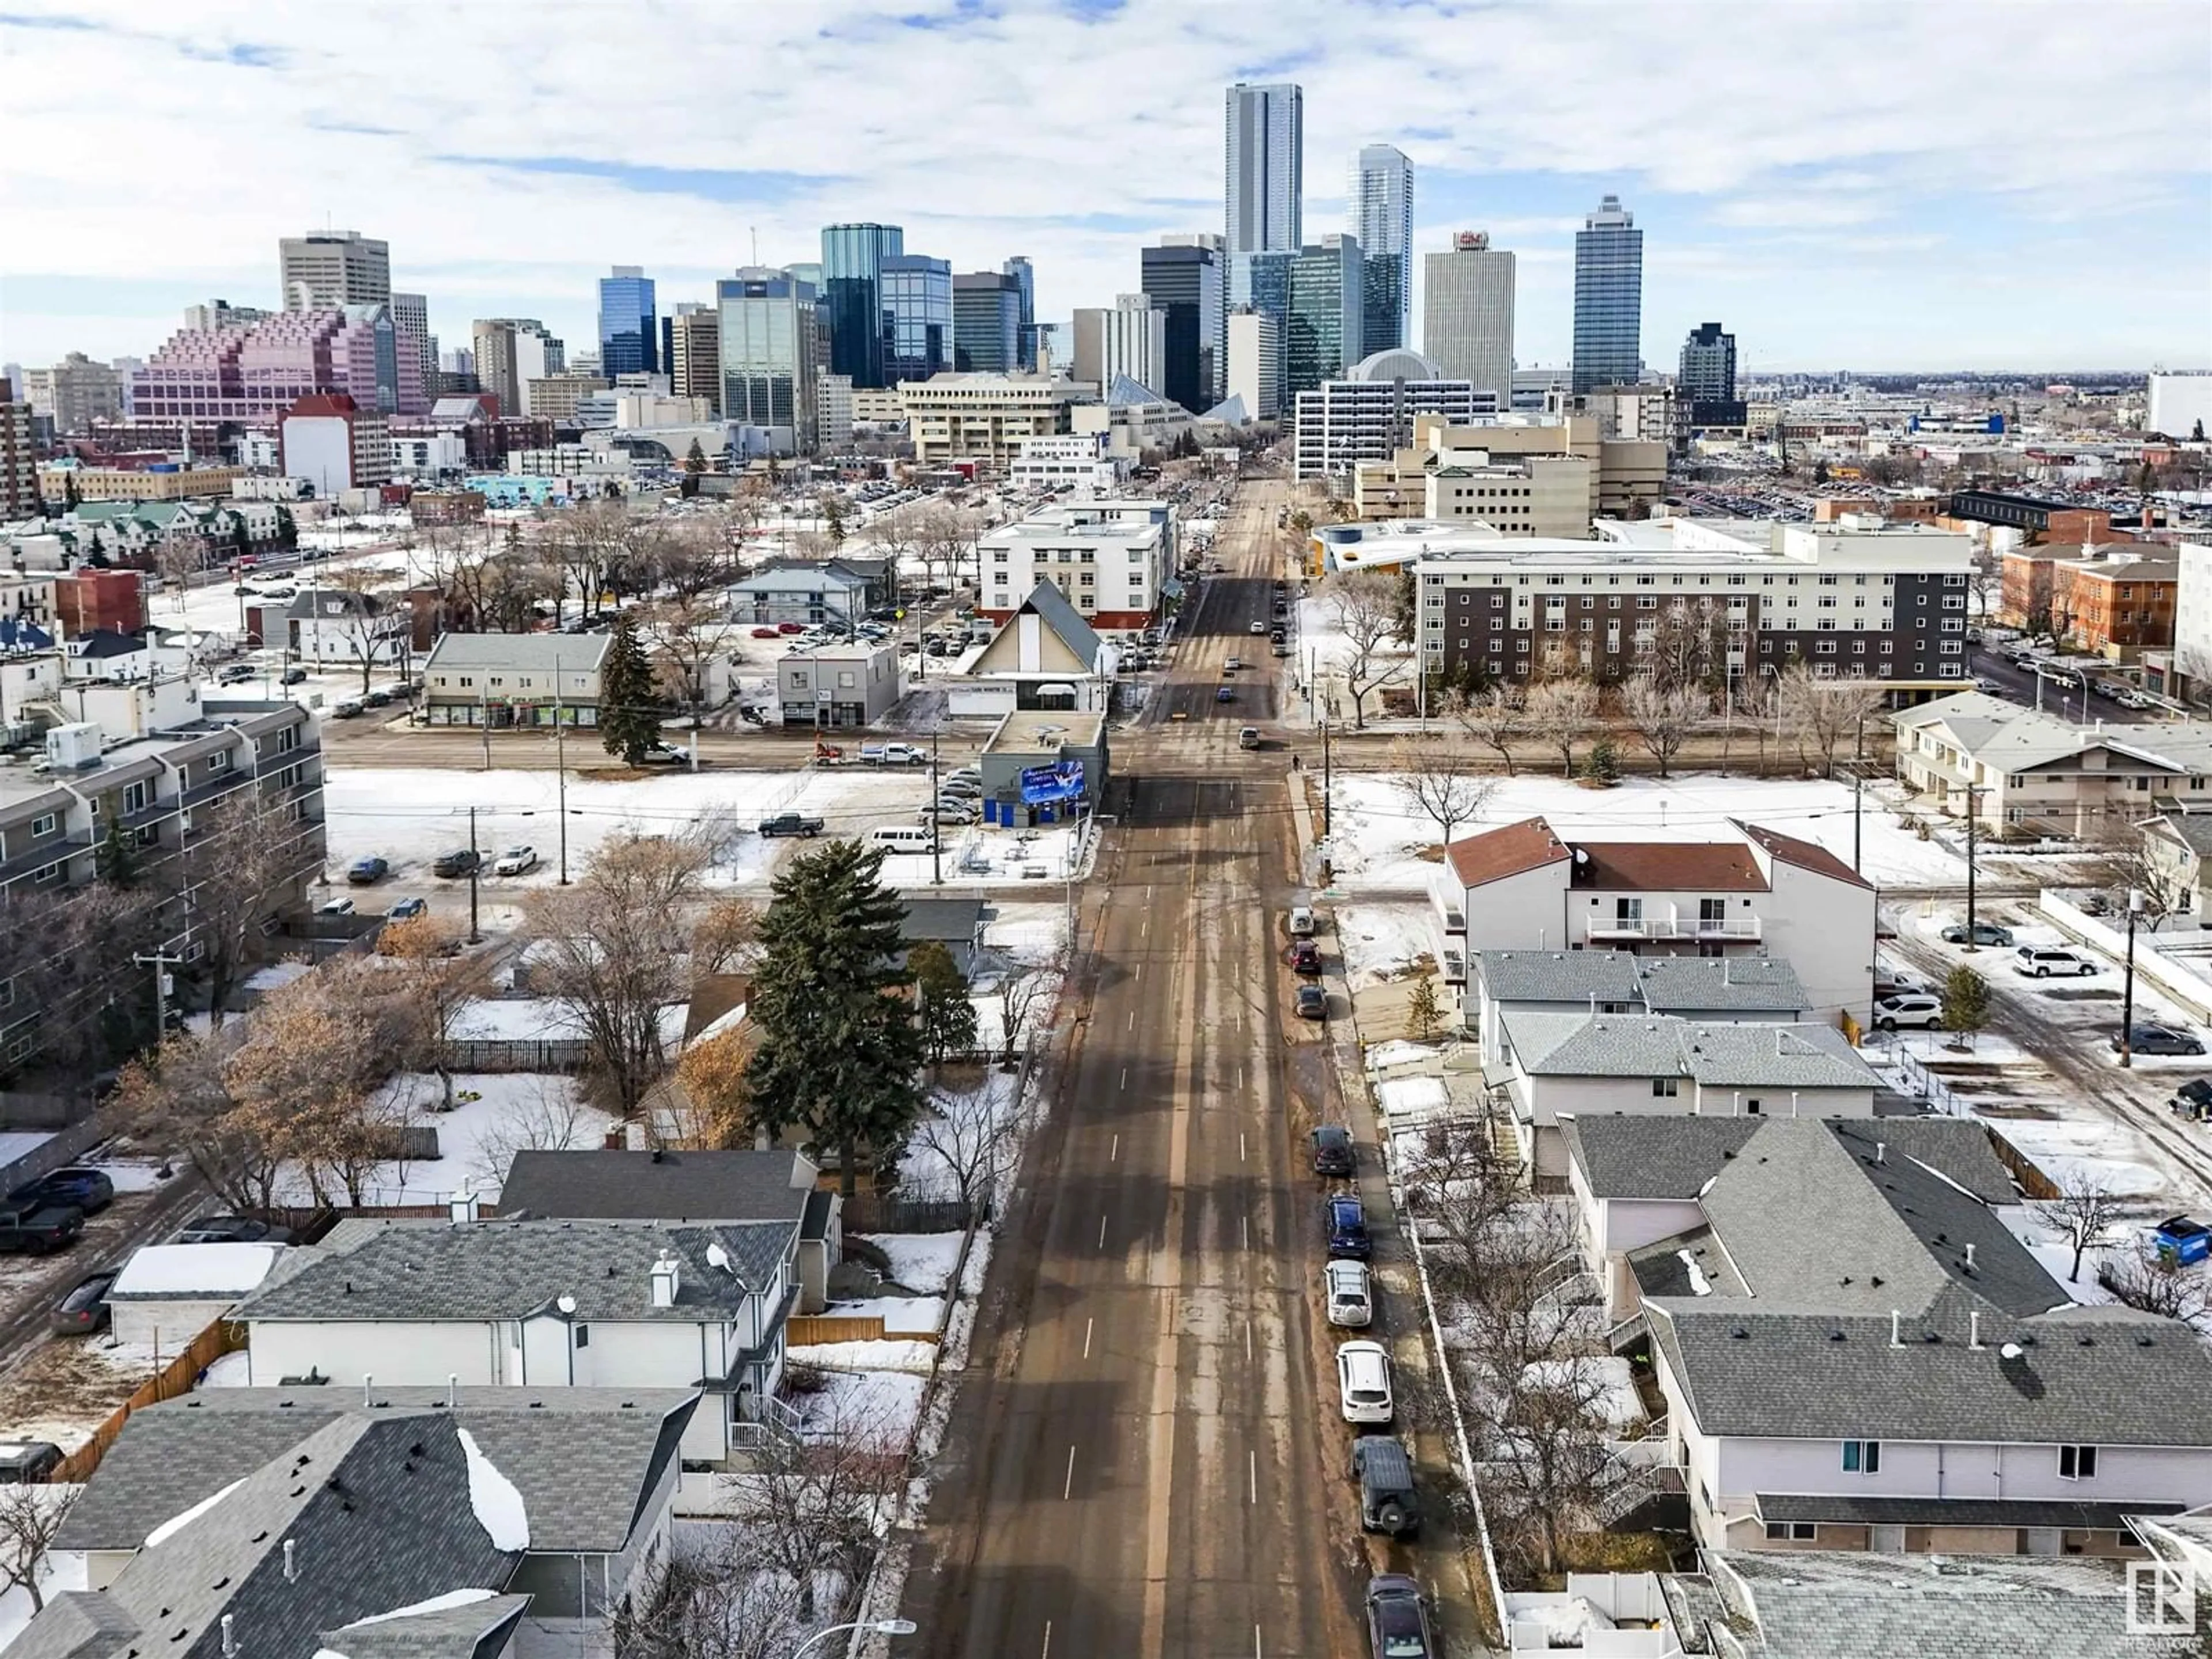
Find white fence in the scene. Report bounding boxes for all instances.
[2036,888,2212,1025]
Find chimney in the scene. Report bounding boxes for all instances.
[283,1539,297,1582]
[1890,1310,1903,1348]
[361,1373,373,1406]
[449,1185,480,1225]
[1969,1311,1983,1350]
[650,1249,680,1309]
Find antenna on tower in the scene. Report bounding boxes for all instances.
[751,226,759,267]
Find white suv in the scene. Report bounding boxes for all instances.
[1336,1340,1394,1424]
[1872,993,1944,1031]
[2014,945,2097,979]
[1325,1260,1373,1328]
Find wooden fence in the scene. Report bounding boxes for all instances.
[786,1313,945,1347]
[52,1319,248,1485]
[1983,1123,2062,1200]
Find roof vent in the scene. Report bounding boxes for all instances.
[283,1539,297,1583]
[1890,1310,1903,1348]
[1964,1243,1976,1270]
[2000,1341,2025,1361]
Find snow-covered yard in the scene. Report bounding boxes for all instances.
[871,1234,967,1296]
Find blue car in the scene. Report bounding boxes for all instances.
[1215,686,1235,704]
[10,1168,113,1215]
[1327,1194,1372,1260]
[388,896,428,921]
[346,857,390,885]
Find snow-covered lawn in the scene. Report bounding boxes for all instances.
[1982,1115,2168,1199]
[0,1486,82,1650]
[1375,1074,1450,1124]
[1333,900,1435,988]
[897,1070,1023,1203]
[823,1297,945,1335]
[786,1338,939,1374]
[871,1234,966,1295]
[1323,772,1968,893]
[792,1367,928,1445]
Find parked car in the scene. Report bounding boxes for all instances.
[0,1204,83,1255]
[1365,1574,1437,1659]
[1336,1340,1395,1424]
[1872,993,1944,1032]
[862,743,927,766]
[175,1215,293,1245]
[1327,1194,1371,1259]
[10,1168,113,1215]
[279,666,308,685]
[492,845,538,876]
[50,1269,116,1336]
[217,663,257,685]
[945,766,982,787]
[365,688,394,709]
[1249,620,1266,635]
[388,897,428,921]
[2116,1024,2207,1057]
[1239,726,1262,749]
[317,897,355,916]
[1295,982,1327,1018]
[1941,921,2015,946]
[0,1442,63,1485]
[1872,963,1922,999]
[776,621,806,634]
[751,626,782,639]
[937,777,983,799]
[2015,945,2097,978]
[757,813,825,839]
[1324,1258,1372,1328]
[432,849,481,878]
[1290,940,1323,976]
[334,699,363,718]
[1351,1435,1420,1536]
[918,802,979,826]
[346,857,390,885]
[1289,906,1316,937]
[1311,1124,1354,1177]
[2174,1077,2212,1119]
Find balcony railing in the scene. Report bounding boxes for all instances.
[1584,913,1763,943]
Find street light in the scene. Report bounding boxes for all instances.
[2120,887,2146,1069]
[790,1620,918,1657]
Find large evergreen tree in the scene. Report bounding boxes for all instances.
[910,940,978,1065]
[93,798,141,888]
[597,611,661,765]
[746,840,926,1195]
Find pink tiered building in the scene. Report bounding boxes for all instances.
[134,305,422,422]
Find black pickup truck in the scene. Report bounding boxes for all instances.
[0,1203,84,1255]
[756,813,826,839]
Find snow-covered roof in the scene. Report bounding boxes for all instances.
[109,1241,285,1300]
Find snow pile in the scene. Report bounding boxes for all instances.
[786,1338,939,1373]
[825,1297,946,1335]
[1365,1039,1443,1074]
[455,1427,531,1551]
[336,1586,498,1628]
[873,1234,965,1295]
[1517,1594,1617,1645]
[1375,1074,1449,1121]
[112,1242,282,1298]
[1677,1249,1713,1297]
[145,1476,245,1547]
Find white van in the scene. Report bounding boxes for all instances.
[868,824,937,853]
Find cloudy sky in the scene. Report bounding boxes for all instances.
[2,0,2207,374]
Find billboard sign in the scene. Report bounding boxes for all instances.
[1020,760,1086,805]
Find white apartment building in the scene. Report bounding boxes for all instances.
[1291,349,1487,480]
[1009,433,1123,491]
[978,501,1171,628]
[816,371,855,449]
[2149,372,2212,441]
[2163,539,2212,697]
[1226,309,1282,421]
[900,372,1093,471]
[1071,297,1168,396]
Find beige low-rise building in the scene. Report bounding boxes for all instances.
[1350,411,1661,525]
[900,371,1096,471]
[36,464,242,502]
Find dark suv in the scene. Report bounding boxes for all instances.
[1351,1436,1421,1537]
[1311,1124,1354,1178]
[1327,1194,1372,1259]
[1365,1575,1436,1658]
[9,1168,113,1215]
[0,1204,84,1255]
[432,849,482,878]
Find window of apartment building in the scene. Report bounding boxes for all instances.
[1491,594,1505,608]
[1881,641,1893,653]
[1764,1522,1817,1541]
[1940,642,1964,655]
[1817,596,1838,609]
[1841,1439,1881,1474]
[4,1037,29,1064]
[1942,596,1964,610]
[1853,641,1867,654]
[1581,596,1594,609]
[1637,596,1657,610]
[1544,618,1565,632]
[0,978,12,1010]
[1815,639,1837,654]
[1941,619,1964,633]
[1488,657,1505,677]
[1650,1078,1679,1099]
[32,862,60,885]
[1943,573,1967,587]
[28,813,55,838]
[1636,574,1656,586]
[2058,1445,2099,1480]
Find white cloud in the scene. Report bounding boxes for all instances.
[0,0,2205,368]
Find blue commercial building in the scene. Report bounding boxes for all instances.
[953,271,1022,373]
[1283,236,1363,399]
[1571,195,1642,395]
[1349,145,1412,354]
[881,253,952,385]
[597,266,658,377]
[1003,256,1037,370]
[1139,240,1224,412]
[821,224,903,389]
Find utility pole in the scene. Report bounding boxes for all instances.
[2120,887,2145,1067]
[1853,768,1863,875]
[930,728,942,887]
[1321,720,1332,839]
[554,655,569,885]
[467,804,482,945]
[1963,783,1982,948]
[132,948,187,1039]
[480,687,492,772]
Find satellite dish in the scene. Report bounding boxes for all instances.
[1999,1342,2024,1361]
[556,1294,577,1316]
[706,1241,732,1274]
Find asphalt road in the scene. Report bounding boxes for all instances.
[899,480,1460,1659]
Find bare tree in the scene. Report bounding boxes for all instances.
[1639,597,1732,694]
[1448,685,1524,776]
[109,1030,280,1213]
[378,916,494,1110]
[649,590,743,716]
[321,567,406,695]
[1391,734,1497,853]
[907,1078,1018,1210]
[2089,816,2194,927]
[1775,663,1884,774]
[988,953,1060,1070]
[178,785,321,1028]
[2036,1171,2124,1283]
[914,505,976,596]
[0,1482,78,1615]
[1968,544,2001,622]
[1524,678,1599,777]
[1620,675,1706,778]
[1327,569,1406,729]
[718,1395,905,1624]
[2099,1240,2212,1329]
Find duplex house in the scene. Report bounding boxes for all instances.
[1433,816,1874,1021]
[1562,1115,2212,1559]
[233,1217,799,1464]
[22,1387,695,1658]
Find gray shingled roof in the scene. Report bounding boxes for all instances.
[498,1149,816,1225]
[56,1388,698,1557]
[1560,1116,1764,1199]
[1649,1287,2212,1446]
[1629,955,1809,1013]
[236,1219,792,1324]
[1476,950,1644,1005]
[1502,1010,1877,1089]
[1755,1493,2181,1531]
[422,631,613,674]
[319,1592,532,1658]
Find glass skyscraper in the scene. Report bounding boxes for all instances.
[597,266,658,377]
[881,255,952,385]
[953,272,1022,373]
[821,223,903,389]
[1349,145,1412,353]
[1225,82,1303,256]
[1003,256,1037,370]
[717,267,819,454]
[1571,195,1643,395]
[1283,234,1363,398]
[1139,238,1224,412]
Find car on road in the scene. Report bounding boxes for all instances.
[0,1203,84,1255]
[1872,992,1944,1031]
[492,845,539,876]
[1351,1435,1419,1536]
[1873,963,1922,999]
[1249,620,1266,635]
[1222,656,1241,672]
[334,699,363,718]
[1289,906,1316,937]
[777,621,807,634]
[1336,1340,1395,1424]
[757,813,825,839]
[279,666,308,685]
[346,856,390,885]
[388,897,428,921]
[1324,1258,1372,1328]
[1239,726,1261,749]
[2174,1077,2212,1119]
[1295,981,1327,1018]
[175,1215,294,1245]
[1290,940,1323,976]
[432,849,481,878]
[2116,1024,2207,1057]
[10,1168,113,1215]
[1327,1194,1371,1259]
[2016,945,2098,978]
[862,742,927,766]
[1215,685,1236,704]
[51,1269,116,1336]
[1941,921,2015,946]
[217,663,257,684]
[1365,1574,1437,1659]
[1311,1124,1354,1177]
[750,626,782,638]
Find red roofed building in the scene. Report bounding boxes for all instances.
[278,392,391,496]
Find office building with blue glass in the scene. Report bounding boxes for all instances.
[1349,145,1412,354]
[882,254,952,385]
[1284,235,1363,401]
[1571,195,1642,395]
[821,224,903,389]
[954,271,1023,373]
[597,266,658,377]
[717,267,819,454]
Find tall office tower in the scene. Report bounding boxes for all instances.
[1226,308,1282,420]
[1571,194,1643,395]
[1071,296,1168,395]
[278,230,391,310]
[389,292,434,414]
[953,272,1023,373]
[1225,82,1303,255]
[1679,322,1743,426]
[0,383,35,518]
[881,254,953,384]
[597,266,659,377]
[470,319,563,416]
[1423,230,1516,409]
[1140,237,1225,412]
[717,267,821,454]
[821,224,904,389]
[23,353,123,434]
[1283,235,1363,398]
[667,304,722,414]
[1003,256,1037,369]
[1348,145,1413,353]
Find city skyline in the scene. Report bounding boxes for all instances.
[0,0,2206,373]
